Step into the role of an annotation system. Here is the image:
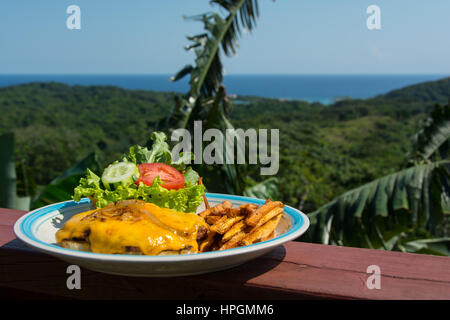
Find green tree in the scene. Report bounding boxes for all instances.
[305,103,450,255]
[0,133,30,210]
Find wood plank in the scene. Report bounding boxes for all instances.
[0,209,25,246]
[1,208,450,300]
[0,225,16,245]
[0,209,26,226]
[277,242,450,283]
[0,247,308,300]
[1,245,450,300]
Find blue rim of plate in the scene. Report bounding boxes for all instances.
[14,193,310,262]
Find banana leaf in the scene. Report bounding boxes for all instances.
[199,86,247,194]
[31,153,100,209]
[397,237,450,256]
[305,161,450,253]
[244,177,279,200]
[411,103,450,161]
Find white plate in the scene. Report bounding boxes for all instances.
[14,193,309,277]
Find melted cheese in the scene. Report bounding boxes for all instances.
[55,202,207,255]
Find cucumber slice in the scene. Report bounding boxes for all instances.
[101,162,140,190]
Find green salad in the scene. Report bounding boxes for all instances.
[73,132,205,213]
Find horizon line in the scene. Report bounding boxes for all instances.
[0,73,449,77]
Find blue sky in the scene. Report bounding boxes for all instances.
[0,0,449,74]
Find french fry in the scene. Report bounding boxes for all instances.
[216,215,244,235]
[215,200,232,212]
[211,201,232,215]
[240,214,282,246]
[222,220,247,242]
[210,238,221,251]
[199,230,217,252]
[206,215,221,225]
[199,178,210,210]
[222,200,233,208]
[226,207,241,217]
[245,201,284,227]
[219,231,247,250]
[200,200,284,252]
[261,231,275,242]
[199,201,231,218]
[239,203,258,216]
[210,215,229,233]
[199,208,212,218]
[250,207,284,232]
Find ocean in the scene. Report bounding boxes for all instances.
[0,74,446,105]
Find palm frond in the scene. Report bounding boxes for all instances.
[171,0,260,98]
[160,0,261,134]
[160,0,262,133]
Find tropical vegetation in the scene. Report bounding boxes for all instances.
[0,0,449,255]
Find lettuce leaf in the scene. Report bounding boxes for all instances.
[183,167,200,187]
[124,132,173,165]
[73,175,205,212]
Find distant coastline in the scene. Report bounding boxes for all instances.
[0,74,447,105]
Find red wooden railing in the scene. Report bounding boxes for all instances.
[1,208,449,299]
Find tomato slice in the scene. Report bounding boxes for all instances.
[135,163,185,190]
